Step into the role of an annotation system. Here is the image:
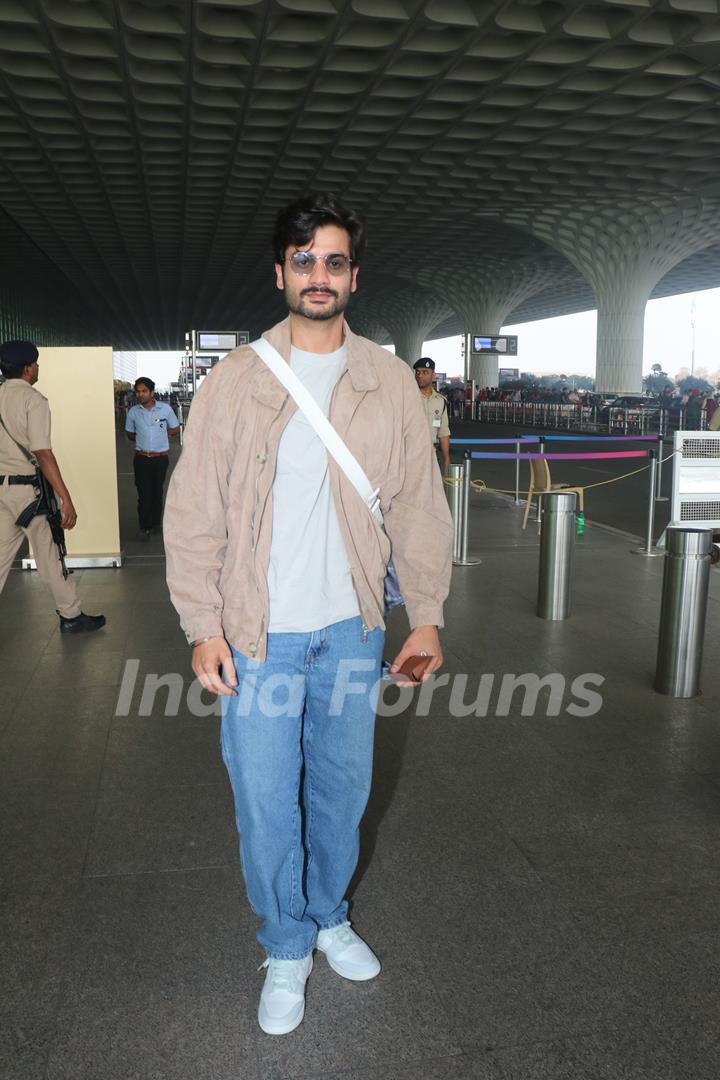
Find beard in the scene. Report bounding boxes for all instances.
[287,285,349,322]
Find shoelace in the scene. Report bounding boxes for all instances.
[325,922,357,949]
[258,958,304,994]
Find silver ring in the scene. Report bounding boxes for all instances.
[419,650,428,656]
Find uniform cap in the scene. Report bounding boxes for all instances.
[413,357,435,371]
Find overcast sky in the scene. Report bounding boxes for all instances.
[135,285,720,388]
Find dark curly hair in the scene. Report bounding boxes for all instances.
[272,192,366,267]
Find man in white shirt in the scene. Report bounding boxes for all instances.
[165,193,452,1036]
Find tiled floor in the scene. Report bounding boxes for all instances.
[1,449,720,1079]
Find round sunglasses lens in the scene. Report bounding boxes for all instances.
[290,252,314,274]
[326,256,349,275]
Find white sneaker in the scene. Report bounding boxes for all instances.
[257,954,313,1035]
[316,921,381,981]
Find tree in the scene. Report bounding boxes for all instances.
[644,371,673,394]
[677,375,713,395]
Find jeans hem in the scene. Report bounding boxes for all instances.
[265,948,314,961]
[317,916,348,933]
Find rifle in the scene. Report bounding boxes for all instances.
[0,401,70,579]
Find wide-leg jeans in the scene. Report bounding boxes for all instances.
[220,615,384,960]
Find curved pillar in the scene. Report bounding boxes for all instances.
[505,195,720,393]
[391,325,427,367]
[594,279,651,393]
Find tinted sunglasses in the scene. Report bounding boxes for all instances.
[287,251,352,276]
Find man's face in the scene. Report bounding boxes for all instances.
[415,367,434,390]
[275,224,358,322]
[135,383,154,405]
[26,361,39,385]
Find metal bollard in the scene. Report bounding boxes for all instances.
[632,449,663,557]
[537,490,577,620]
[655,434,669,503]
[514,440,521,505]
[446,463,464,562]
[655,527,713,697]
[457,456,481,566]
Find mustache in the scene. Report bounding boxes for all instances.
[301,286,338,297]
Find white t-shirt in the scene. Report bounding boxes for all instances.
[267,344,360,633]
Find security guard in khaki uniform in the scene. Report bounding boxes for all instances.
[413,357,450,469]
[0,340,105,633]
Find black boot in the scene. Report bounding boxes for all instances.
[58,612,106,634]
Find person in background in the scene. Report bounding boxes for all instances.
[413,357,451,470]
[0,339,105,633]
[125,377,179,540]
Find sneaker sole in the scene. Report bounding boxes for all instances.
[319,951,381,981]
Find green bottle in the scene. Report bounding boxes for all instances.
[576,510,585,536]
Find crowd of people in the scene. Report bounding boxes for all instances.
[437,382,720,429]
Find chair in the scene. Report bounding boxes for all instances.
[521,456,585,529]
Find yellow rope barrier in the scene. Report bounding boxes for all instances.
[476,461,652,496]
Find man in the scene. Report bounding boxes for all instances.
[125,377,179,540]
[164,193,452,1036]
[413,357,451,470]
[0,340,105,633]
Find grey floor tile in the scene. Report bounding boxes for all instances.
[308,1050,503,1080]
[84,780,238,876]
[101,715,224,789]
[493,1031,684,1080]
[1,685,115,793]
[0,1021,52,1080]
[23,648,128,690]
[46,992,260,1080]
[62,869,256,1007]
[0,787,96,885]
[406,888,651,1049]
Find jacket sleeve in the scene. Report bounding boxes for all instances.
[163,370,232,644]
[382,364,453,629]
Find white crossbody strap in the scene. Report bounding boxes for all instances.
[251,337,383,524]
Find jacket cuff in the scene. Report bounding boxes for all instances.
[406,602,444,631]
[181,616,224,646]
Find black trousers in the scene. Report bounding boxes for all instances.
[133,454,169,531]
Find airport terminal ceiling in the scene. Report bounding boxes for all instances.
[2,0,720,352]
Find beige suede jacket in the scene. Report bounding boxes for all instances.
[164,317,453,662]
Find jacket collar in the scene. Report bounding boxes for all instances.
[250,316,380,408]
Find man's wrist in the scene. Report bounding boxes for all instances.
[190,634,223,648]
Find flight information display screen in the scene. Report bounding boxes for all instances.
[472,335,518,355]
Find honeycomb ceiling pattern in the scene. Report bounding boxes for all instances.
[2,0,720,348]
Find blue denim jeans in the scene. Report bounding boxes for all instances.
[220,615,384,960]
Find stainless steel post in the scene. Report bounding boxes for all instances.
[514,440,521,505]
[655,434,668,502]
[535,437,545,523]
[537,491,576,620]
[446,464,463,562]
[632,450,664,556]
[655,527,713,697]
[453,458,481,567]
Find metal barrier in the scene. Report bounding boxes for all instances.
[470,403,705,436]
[537,491,577,620]
[654,527,713,697]
[446,464,463,562]
[445,460,481,567]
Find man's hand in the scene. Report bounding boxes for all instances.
[60,498,77,530]
[389,625,443,686]
[192,636,238,697]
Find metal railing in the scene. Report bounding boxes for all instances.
[470,401,706,435]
